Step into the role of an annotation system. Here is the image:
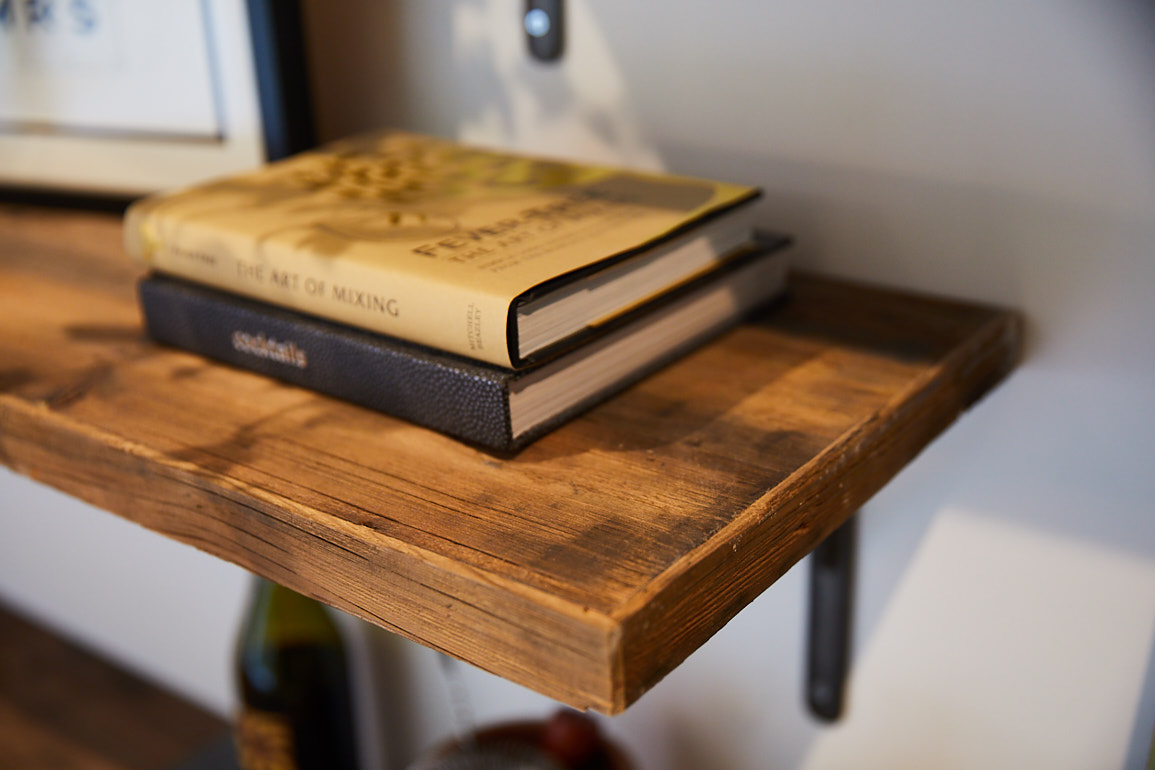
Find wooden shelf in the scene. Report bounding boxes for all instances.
[0,206,1021,714]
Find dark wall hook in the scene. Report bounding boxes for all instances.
[525,0,564,62]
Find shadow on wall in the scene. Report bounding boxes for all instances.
[302,0,517,142]
[301,0,664,167]
[299,0,408,140]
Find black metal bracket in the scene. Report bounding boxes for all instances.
[806,515,857,721]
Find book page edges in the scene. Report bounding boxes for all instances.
[507,249,789,439]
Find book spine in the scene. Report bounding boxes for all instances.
[124,201,518,368]
[137,276,519,452]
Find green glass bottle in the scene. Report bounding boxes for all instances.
[234,577,361,770]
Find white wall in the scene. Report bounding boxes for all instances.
[2,1,1153,768]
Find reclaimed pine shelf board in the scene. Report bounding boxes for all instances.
[0,205,1021,714]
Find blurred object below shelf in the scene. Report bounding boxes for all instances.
[0,599,231,770]
[409,709,633,770]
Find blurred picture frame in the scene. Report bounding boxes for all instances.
[0,0,313,205]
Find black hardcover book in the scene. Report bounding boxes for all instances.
[139,237,790,452]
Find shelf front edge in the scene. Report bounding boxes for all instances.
[0,395,627,713]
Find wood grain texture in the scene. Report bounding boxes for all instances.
[0,601,227,770]
[0,206,1022,713]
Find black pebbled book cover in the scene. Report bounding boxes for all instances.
[138,236,789,452]
[141,275,531,451]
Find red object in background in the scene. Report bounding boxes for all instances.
[415,709,633,770]
[541,709,605,769]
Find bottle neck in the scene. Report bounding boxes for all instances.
[242,577,341,649]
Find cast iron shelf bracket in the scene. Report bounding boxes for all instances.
[806,515,858,721]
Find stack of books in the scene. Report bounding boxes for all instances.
[124,131,790,452]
